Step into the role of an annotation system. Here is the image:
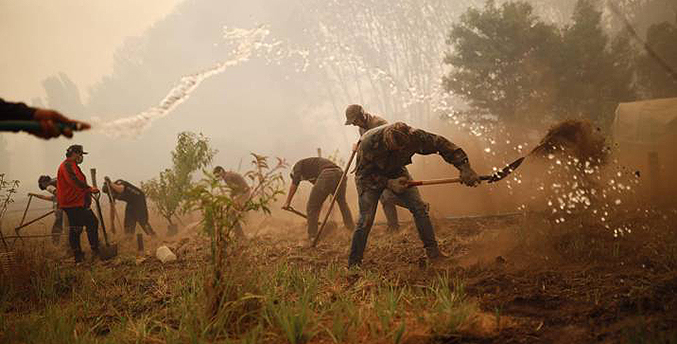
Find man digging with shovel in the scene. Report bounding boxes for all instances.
[102,178,157,238]
[282,157,355,242]
[345,104,406,232]
[348,122,480,267]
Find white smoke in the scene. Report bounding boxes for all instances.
[96,25,279,138]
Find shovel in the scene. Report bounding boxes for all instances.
[90,168,118,260]
[103,177,124,234]
[283,206,337,227]
[282,206,309,219]
[388,157,525,194]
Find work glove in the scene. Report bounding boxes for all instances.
[459,164,480,187]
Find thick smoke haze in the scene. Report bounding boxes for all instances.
[1,0,674,213]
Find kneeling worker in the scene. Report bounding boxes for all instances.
[102,177,157,237]
[282,157,355,241]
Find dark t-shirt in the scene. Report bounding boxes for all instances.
[290,157,340,185]
[115,180,145,204]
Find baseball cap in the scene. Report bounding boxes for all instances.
[66,144,88,156]
[345,104,364,125]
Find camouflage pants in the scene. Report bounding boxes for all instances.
[307,167,355,238]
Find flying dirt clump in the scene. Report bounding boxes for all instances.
[529,119,609,168]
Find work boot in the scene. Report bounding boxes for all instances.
[426,247,449,263]
[141,224,157,237]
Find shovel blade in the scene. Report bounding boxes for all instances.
[487,157,525,183]
[98,244,118,260]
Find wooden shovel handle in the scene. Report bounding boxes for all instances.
[407,175,492,187]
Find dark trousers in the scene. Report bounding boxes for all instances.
[63,207,99,254]
[124,198,155,235]
[348,184,439,266]
[380,189,405,230]
[307,168,355,238]
[380,168,415,230]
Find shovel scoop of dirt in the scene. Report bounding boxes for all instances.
[529,119,609,167]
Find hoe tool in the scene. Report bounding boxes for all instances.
[388,157,525,194]
[283,206,338,230]
[90,169,118,260]
[283,206,310,219]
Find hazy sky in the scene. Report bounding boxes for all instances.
[0,0,183,102]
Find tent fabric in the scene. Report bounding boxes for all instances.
[613,97,677,144]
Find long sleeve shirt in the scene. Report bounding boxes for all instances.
[355,122,469,190]
[358,113,388,136]
[1,98,36,122]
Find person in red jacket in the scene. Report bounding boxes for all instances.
[57,144,100,262]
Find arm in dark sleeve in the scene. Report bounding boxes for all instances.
[0,98,36,121]
[65,161,90,189]
[411,129,469,169]
[290,162,303,186]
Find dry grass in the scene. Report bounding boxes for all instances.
[1,207,676,343]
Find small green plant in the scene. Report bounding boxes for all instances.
[324,296,358,343]
[142,168,183,228]
[142,131,217,228]
[266,294,315,344]
[427,273,476,336]
[186,153,286,332]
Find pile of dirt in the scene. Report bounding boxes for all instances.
[530,119,609,167]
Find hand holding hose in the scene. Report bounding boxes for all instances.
[32,108,90,139]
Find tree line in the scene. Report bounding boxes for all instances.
[443,0,677,127]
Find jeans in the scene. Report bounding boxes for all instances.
[348,184,439,266]
[63,207,100,254]
[380,189,406,230]
[307,168,355,238]
[379,168,417,230]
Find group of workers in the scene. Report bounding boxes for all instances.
[31,145,156,262]
[2,97,481,267]
[283,104,480,266]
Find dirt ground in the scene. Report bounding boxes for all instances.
[2,203,677,343]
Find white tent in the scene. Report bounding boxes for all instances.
[613,97,677,145]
